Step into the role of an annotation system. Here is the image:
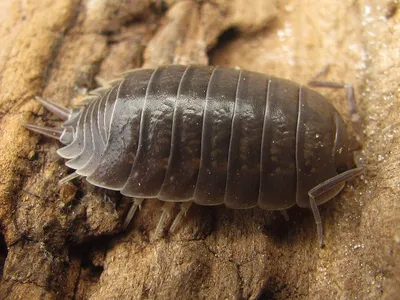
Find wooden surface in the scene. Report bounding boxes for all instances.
[0,0,399,299]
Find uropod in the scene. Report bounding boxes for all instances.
[25,65,364,247]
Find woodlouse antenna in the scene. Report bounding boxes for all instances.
[307,81,358,114]
[309,196,324,248]
[307,77,364,147]
[24,124,63,140]
[308,167,365,247]
[35,96,70,120]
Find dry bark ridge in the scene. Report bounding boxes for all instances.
[0,0,399,299]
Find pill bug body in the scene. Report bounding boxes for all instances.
[27,64,364,246]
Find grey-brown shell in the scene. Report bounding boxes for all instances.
[57,65,349,210]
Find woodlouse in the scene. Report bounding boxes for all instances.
[25,65,364,247]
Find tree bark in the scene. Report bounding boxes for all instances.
[0,0,399,299]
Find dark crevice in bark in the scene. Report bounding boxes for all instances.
[69,237,110,275]
[0,233,7,278]
[255,277,288,300]
[207,27,240,60]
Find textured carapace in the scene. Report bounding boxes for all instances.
[26,65,364,247]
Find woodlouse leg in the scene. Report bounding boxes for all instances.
[35,96,70,120]
[58,172,80,185]
[90,87,110,97]
[94,76,109,87]
[280,210,290,221]
[308,167,364,247]
[94,76,123,89]
[170,201,193,232]
[80,95,99,105]
[122,198,144,230]
[155,202,174,237]
[119,69,140,77]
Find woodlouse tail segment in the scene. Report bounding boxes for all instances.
[308,167,365,247]
[170,201,193,233]
[24,124,63,140]
[122,198,144,230]
[34,96,70,120]
[25,97,76,146]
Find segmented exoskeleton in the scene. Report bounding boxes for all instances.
[25,65,364,247]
